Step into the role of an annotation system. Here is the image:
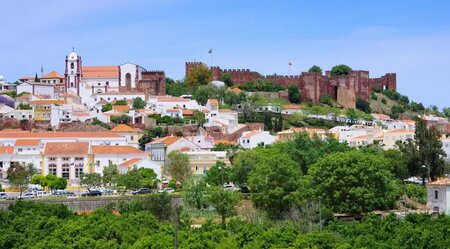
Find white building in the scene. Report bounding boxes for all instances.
[239,130,276,149]
[145,136,201,164]
[6,109,34,121]
[382,129,415,150]
[427,178,450,214]
[204,99,241,133]
[148,96,201,113]
[16,82,55,98]
[92,145,147,175]
[185,135,214,150]
[184,151,230,175]
[118,158,162,179]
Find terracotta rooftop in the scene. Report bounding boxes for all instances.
[182,109,194,116]
[166,108,180,113]
[218,109,236,113]
[16,93,32,99]
[242,130,262,138]
[92,145,145,155]
[0,131,122,139]
[230,87,243,93]
[277,127,326,135]
[42,71,63,79]
[282,104,301,110]
[29,99,67,105]
[214,139,236,145]
[149,136,181,146]
[428,178,450,186]
[119,158,143,167]
[15,139,41,146]
[82,66,119,78]
[208,99,218,105]
[0,146,13,155]
[0,129,29,133]
[112,105,130,112]
[111,124,136,132]
[43,142,89,155]
[385,129,415,134]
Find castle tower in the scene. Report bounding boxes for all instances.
[65,48,82,96]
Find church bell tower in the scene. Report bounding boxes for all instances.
[64,47,82,96]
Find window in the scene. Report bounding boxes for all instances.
[49,164,57,175]
[70,62,74,69]
[435,190,439,199]
[49,157,56,161]
[62,157,70,161]
[62,163,70,179]
[71,82,74,87]
[95,161,100,167]
[18,148,23,152]
[75,157,84,161]
[131,136,134,140]
[98,83,101,86]
[75,163,83,178]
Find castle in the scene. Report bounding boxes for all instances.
[64,49,165,101]
[186,62,396,108]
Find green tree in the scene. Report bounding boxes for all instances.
[101,103,112,112]
[231,149,261,185]
[308,65,323,74]
[356,98,371,113]
[192,84,218,105]
[248,152,301,219]
[116,168,143,193]
[207,186,242,226]
[80,173,102,190]
[34,72,39,82]
[330,64,352,76]
[45,175,68,191]
[346,108,357,121]
[6,162,36,196]
[17,103,32,110]
[139,168,158,188]
[166,78,188,96]
[31,174,48,188]
[186,63,212,88]
[205,161,231,186]
[138,127,164,150]
[132,97,146,109]
[166,151,191,185]
[288,84,301,104]
[110,115,130,124]
[183,176,207,209]
[397,119,447,182]
[220,73,232,87]
[319,94,333,106]
[113,100,128,105]
[308,150,398,213]
[102,161,119,187]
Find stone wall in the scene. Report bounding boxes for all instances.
[0,196,183,211]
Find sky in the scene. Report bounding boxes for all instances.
[1,0,450,107]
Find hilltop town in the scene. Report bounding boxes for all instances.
[0,49,449,185]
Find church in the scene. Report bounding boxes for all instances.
[64,49,166,103]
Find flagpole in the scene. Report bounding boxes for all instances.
[210,49,213,68]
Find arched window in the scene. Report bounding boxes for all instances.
[70,62,74,69]
[62,163,70,179]
[49,163,57,175]
[75,163,83,178]
[125,73,131,91]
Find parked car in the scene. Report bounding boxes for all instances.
[66,192,76,198]
[81,190,102,197]
[35,191,51,198]
[223,184,235,191]
[0,192,8,199]
[132,188,152,195]
[158,187,175,193]
[19,192,35,199]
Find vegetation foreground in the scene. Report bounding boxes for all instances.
[0,200,449,249]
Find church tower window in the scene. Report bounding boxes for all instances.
[71,62,74,69]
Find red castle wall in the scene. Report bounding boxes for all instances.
[185,62,396,107]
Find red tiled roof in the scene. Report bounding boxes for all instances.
[42,71,63,79]
[182,109,194,116]
[92,145,145,155]
[29,100,67,105]
[43,142,89,155]
[242,130,262,138]
[149,136,181,146]
[119,158,143,167]
[0,131,122,139]
[208,99,218,105]
[15,139,40,146]
[112,105,130,112]
[0,146,13,155]
[111,124,136,132]
[82,66,119,78]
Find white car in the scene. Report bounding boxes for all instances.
[158,188,175,193]
[19,192,35,199]
[0,192,8,199]
[223,184,235,191]
[35,191,51,198]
